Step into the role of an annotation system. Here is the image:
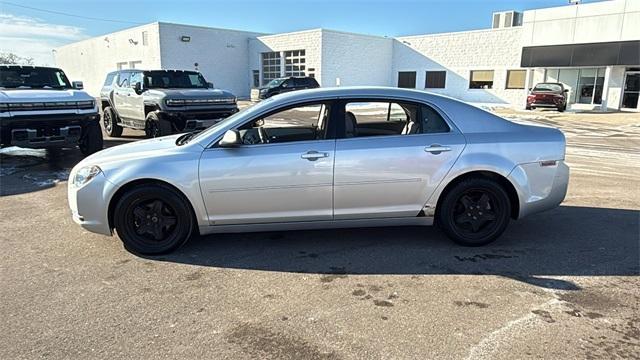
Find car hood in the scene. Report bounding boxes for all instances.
[147,88,235,99]
[80,134,197,168]
[0,89,94,102]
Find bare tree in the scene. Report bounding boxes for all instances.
[0,53,35,65]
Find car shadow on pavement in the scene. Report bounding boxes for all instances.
[152,205,640,291]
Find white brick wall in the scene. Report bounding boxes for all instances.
[158,23,263,97]
[320,30,393,87]
[394,27,525,105]
[55,23,162,96]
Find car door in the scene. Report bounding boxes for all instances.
[333,99,466,219]
[199,101,336,225]
[127,71,146,125]
[112,71,131,120]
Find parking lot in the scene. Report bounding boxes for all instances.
[1,106,638,359]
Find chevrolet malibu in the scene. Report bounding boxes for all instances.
[68,87,569,254]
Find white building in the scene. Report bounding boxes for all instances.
[56,0,640,111]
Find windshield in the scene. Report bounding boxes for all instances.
[266,78,285,88]
[533,83,563,92]
[0,67,71,89]
[191,98,273,143]
[144,71,207,89]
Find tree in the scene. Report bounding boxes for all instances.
[0,52,34,65]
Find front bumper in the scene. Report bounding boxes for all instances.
[67,169,113,236]
[162,105,238,131]
[1,113,100,148]
[509,160,569,219]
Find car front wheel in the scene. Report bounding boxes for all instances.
[437,178,511,246]
[145,112,173,138]
[79,121,104,156]
[114,184,195,254]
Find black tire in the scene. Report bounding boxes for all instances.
[557,104,566,112]
[103,106,123,137]
[79,121,104,156]
[145,112,173,138]
[525,105,532,110]
[113,184,195,255]
[437,178,511,246]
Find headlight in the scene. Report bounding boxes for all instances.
[76,100,95,109]
[166,99,185,106]
[0,103,8,112]
[73,165,102,187]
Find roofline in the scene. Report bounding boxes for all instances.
[156,21,268,36]
[397,25,522,40]
[56,22,159,50]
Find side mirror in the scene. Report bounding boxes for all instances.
[563,89,569,93]
[207,82,214,88]
[72,81,84,90]
[131,82,143,94]
[219,129,242,147]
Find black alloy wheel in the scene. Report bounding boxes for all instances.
[114,184,194,254]
[103,106,123,137]
[438,178,510,246]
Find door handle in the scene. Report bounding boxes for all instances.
[301,151,329,161]
[424,144,451,154]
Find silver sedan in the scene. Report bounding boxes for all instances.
[68,87,569,254]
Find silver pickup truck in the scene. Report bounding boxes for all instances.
[0,65,103,155]
[100,69,238,138]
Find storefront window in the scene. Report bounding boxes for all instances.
[545,67,605,105]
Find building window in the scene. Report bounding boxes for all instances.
[469,70,494,89]
[398,71,416,88]
[425,71,446,89]
[307,68,316,78]
[142,31,148,46]
[506,70,526,89]
[252,70,260,88]
[262,52,281,85]
[284,50,306,77]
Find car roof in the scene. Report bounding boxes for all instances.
[1,65,64,71]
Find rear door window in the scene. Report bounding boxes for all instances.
[343,101,419,138]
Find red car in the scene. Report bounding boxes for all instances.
[526,82,568,112]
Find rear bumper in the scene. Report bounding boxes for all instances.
[508,160,570,219]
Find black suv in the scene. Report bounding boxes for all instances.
[100,69,238,138]
[258,76,320,99]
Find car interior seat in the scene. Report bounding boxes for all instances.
[345,111,358,138]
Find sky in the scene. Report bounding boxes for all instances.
[0,0,603,65]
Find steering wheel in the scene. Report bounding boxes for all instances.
[243,131,260,145]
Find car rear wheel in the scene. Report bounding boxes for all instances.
[114,184,195,255]
[437,178,511,246]
[557,104,566,112]
[103,106,123,137]
[79,121,104,156]
[145,112,172,138]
